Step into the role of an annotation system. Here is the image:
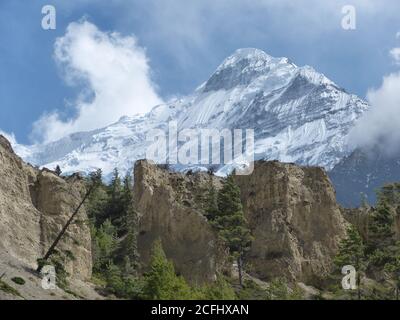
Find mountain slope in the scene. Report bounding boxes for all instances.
[18,48,369,179]
[329,149,400,207]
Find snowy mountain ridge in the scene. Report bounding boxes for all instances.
[12,48,369,179]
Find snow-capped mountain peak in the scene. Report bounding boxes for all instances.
[216,48,274,70]
[14,48,369,179]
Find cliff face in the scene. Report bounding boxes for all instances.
[133,160,229,284]
[235,161,348,284]
[0,135,92,280]
[133,159,348,285]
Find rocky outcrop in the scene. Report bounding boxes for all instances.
[235,161,348,284]
[0,135,92,280]
[134,160,228,284]
[133,159,348,286]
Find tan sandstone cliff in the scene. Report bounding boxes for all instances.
[0,135,92,287]
[235,161,348,284]
[0,133,350,297]
[134,160,229,284]
[133,160,348,286]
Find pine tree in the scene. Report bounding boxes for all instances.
[367,189,400,299]
[109,168,122,202]
[93,219,118,272]
[197,276,236,300]
[334,225,365,299]
[123,205,140,274]
[107,168,125,228]
[143,239,192,300]
[384,243,400,300]
[367,200,395,267]
[122,172,134,206]
[55,165,62,176]
[205,178,218,221]
[377,184,400,299]
[213,175,253,287]
[86,169,109,226]
[92,168,103,182]
[335,225,365,269]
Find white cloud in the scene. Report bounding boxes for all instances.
[31,20,163,143]
[349,72,400,155]
[390,48,400,65]
[349,31,400,154]
[391,32,400,65]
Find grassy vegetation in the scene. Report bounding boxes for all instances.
[0,279,23,298]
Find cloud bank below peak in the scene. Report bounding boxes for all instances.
[349,38,400,155]
[31,20,163,144]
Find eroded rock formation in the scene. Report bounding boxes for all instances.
[235,161,348,284]
[0,135,92,280]
[134,160,229,284]
[133,159,349,285]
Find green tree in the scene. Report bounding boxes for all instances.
[198,276,236,300]
[205,178,218,220]
[367,200,395,267]
[93,219,118,272]
[122,205,140,274]
[366,187,400,299]
[55,165,62,176]
[384,244,400,300]
[142,240,192,300]
[122,172,134,206]
[107,168,125,228]
[105,262,143,299]
[110,168,122,199]
[213,175,253,287]
[86,175,109,227]
[334,225,365,299]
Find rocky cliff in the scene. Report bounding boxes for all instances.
[0,135,92,284]
[134,160,229,284]
[133,159,348,286]
[235,161,348,284]
[0,132,351,297]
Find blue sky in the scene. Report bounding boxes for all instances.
[1,0,399,144]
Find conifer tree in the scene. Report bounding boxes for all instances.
[55,165,62,176]
[384,244,400,300]
[367,188,400,299]
[122,172,134,206]
[213,175,253,287]
[107,168,125,228]
[367,200,395,267]
[143,239,192,300]
[123,205,140,274]
[334,225,365,299]
[93,219,118,272]
[197,276,236,300]
[205,178,218,220]
[87,169,109,226]
[109,168,122,202]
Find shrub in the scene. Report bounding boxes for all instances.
[11,277,26,285]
